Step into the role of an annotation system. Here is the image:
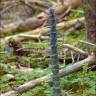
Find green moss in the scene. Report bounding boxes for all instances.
[67,9,84,19]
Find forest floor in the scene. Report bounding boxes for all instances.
[0,5,96,96]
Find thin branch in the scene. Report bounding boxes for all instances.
[63,44,88,55]
[79,40,96,47]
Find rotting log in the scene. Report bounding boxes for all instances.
[0,0,83,35]
[0,17,84,44]
[0,56,94,96]
[0,17,46,37]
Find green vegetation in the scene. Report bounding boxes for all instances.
[0,8,95,96]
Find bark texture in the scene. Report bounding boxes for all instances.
[83,0,96,57]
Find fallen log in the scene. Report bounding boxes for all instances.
[18,34,49,40]
[0,17,84,44]
[0,55,94,96]
[63,44,88,56]
[0,0,83,36]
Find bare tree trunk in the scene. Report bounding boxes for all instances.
[83,0,96,70]
[83,0,96,57]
